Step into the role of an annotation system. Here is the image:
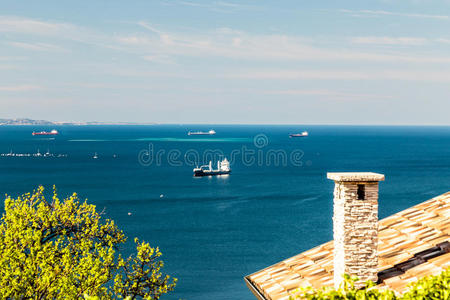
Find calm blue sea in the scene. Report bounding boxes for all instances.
[0,125,449,299]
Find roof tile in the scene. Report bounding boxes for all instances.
[245,192,450,299]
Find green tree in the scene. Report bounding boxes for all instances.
[0,186,176,299]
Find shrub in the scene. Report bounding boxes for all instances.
[291,267,450,299]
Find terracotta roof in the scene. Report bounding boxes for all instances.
[245,191,450,300]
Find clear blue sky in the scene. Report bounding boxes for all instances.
[1,0,449,124]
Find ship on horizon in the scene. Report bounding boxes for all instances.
[289,131,308,138]
[193,158,231,176]
[32,129,59,136]
[188,129,216,136]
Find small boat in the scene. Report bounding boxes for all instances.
[32,129,58,136]
[33,149,42,157]
[43,149,54,157]
[193,158,231,176]
[188,129,216,136]
[93,152,98,159]
[289,131,308,138]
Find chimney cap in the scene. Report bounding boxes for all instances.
[327,172,385,182]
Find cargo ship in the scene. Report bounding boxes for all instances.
[289,131,308,138]
[193,158,231,176]
[32,129,59,136]
[188,129,216,136]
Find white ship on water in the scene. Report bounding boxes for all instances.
[188,129,216,136]
[193,158,231,176]
[32,129,59,136]
[289,131,308,138]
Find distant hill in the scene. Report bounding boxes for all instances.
[0,118,55,125]
[0,118,156,125]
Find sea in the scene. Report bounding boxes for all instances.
[0,125,449,299]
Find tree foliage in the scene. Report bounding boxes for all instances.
[402,267,449,300]
[292,274,396,300]
[0,186,176,299]
[291,268,450,300]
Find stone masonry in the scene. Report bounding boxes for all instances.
[327,172,385,289]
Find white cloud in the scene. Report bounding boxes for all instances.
[435,38,450,44]
[232,37,242,46]
[177,1,207,8]
[351,36,427,45]
[224,69,450,83]
[0,85,42,91]
[3,15,449,67]
[225,70,371,80]
[64,82,157,90]
[0,16,113,49]
[216,27,243,35]
[142,54,175,64]
[6,41,67,52]
[116,36,152,45]
[340,9,449,20]
[214,1,244,9]
[137,21,164,35]
[0,16,75,35]
[167,0,256,12]
[102,67,193,78]
[136,22,174,45]
[117,27,450,64]
[264,89,393,100]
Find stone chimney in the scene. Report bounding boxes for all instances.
[327,172,385,289]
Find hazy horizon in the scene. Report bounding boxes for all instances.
[1,1,450,125]
[3,118,450,127]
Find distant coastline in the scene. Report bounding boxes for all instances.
[1,118,448,127]
[0,118,156,126]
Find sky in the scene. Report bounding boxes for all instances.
[0,0,449,125]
